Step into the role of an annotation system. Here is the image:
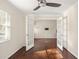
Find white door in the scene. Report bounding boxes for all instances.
[57,17,64,51]
[63,16,68,48]
[26,15,34,51]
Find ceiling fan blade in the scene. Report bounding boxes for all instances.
[34,6,40,11]
[46,3,61,7]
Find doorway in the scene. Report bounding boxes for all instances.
[34,20,57,49]
[25,15,64,59]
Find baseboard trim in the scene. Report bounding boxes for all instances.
[63,47,77,59]
[67,48,78,58]
[34,38,57,39]
[8,46,25,59]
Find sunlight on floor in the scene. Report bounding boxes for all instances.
[33,48,63,59]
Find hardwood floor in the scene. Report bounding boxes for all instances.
[9,47,63,59]
[34,38,57,50]
[9,38,77,59]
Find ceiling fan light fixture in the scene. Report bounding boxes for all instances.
[40,3,46,7]
[33,0,61,11]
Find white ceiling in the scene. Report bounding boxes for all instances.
[8,0,77,15]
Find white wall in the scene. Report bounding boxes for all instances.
[0,0,26,59]
[34,20,57,38]
[64,3,78,58]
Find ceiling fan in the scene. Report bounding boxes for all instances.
[34,0,61,11]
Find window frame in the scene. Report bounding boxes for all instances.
[0,10,11,43]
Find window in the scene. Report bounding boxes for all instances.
[0,10,10,43]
